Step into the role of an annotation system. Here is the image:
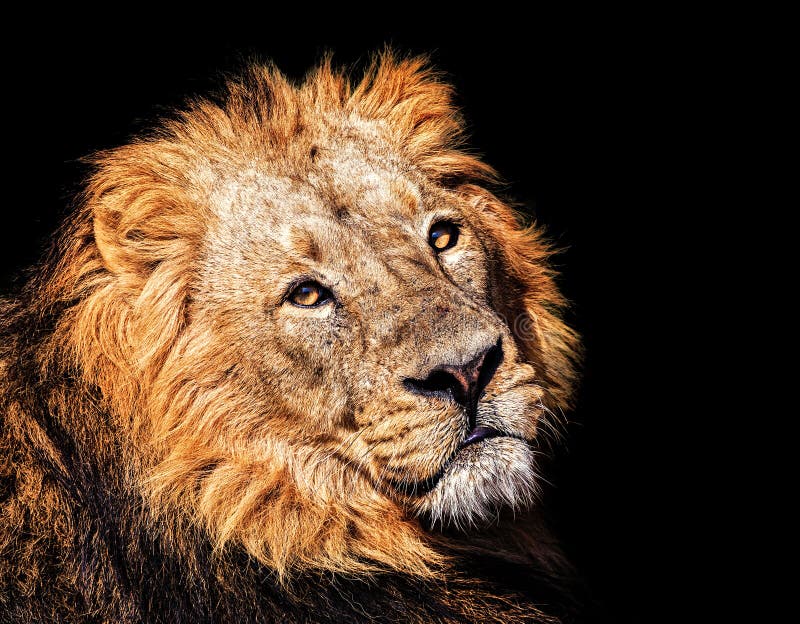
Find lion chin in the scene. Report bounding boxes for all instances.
[418,437,540,530]
[0,50,582,623]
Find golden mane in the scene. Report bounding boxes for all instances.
[22,52,578,586]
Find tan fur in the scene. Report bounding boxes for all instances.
[9,52,579,590]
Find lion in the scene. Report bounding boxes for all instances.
[0,52,584,622]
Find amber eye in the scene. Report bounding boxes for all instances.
[287,281,332,307]
[429,221,460,252]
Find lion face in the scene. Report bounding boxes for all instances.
[78,56,578,576]
[190,145,544,529]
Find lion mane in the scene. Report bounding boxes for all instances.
[1,53,583,622]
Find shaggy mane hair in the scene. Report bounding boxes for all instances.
[1,52,584,623]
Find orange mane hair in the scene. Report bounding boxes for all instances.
[17,52,578,585]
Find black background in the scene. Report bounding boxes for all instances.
[2,16,684,623]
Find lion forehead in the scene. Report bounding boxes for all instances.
[193,161,432,278]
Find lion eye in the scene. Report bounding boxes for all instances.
[287,281,331,307]
[429,221,459,252]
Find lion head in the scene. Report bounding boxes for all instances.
[45,53,578,581]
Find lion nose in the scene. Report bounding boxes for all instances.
[403,340,503,411]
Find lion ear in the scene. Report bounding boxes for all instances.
[87,143,204,288]
[84,144,205,375]
[465,185,581,411]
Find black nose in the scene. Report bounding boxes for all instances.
[403,340,503,411]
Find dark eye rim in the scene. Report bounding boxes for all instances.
[284,279,334,308]
[428,219,461,252]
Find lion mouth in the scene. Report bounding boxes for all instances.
[460,425,501,448]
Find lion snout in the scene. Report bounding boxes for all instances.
[401,338,503,424]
